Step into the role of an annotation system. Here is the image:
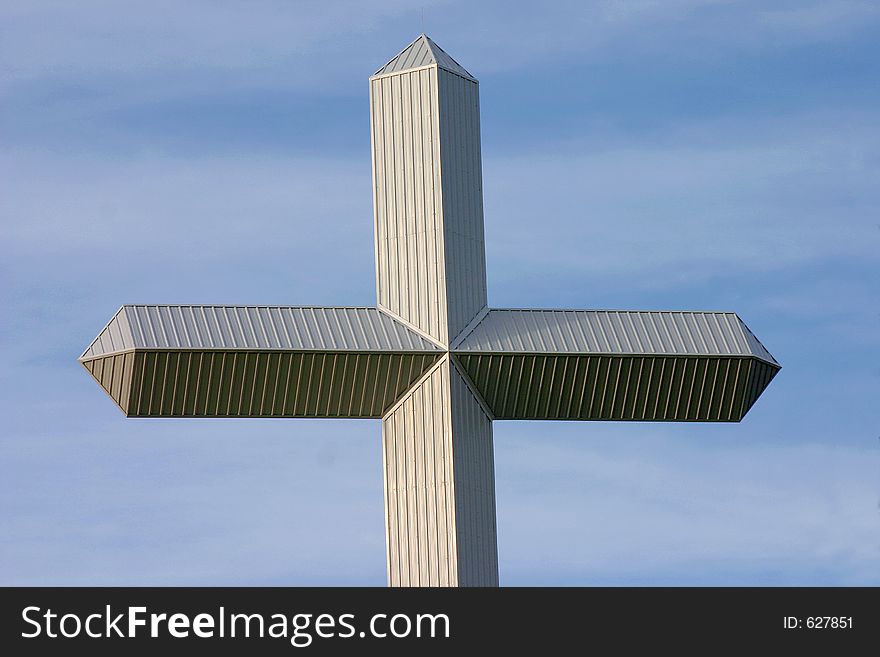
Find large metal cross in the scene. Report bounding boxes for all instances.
[81,35,780,587]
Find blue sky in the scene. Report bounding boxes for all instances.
[1,0,878,585]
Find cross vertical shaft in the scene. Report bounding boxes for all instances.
[370,36,498,586]
[382,356,497,586]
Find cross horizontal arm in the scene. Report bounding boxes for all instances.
[80,305,442,418]
[451,309,780,422]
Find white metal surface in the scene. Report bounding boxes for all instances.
[374,34,474,80]
[371,66,448,343]
[81,306,441,358]
[455,309,777,363]
[382,356,497,586]
[80,307,135,358]
[449,361,497,586]
[437,67,489,342]
[383,359,457,586]
[370,52,487,345]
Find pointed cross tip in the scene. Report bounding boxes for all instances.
[374,34,474,80]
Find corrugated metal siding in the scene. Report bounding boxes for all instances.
[741,358,779,417]
[375,34,434,75]
[81,352,135,414]
[370,62,487,346]
[738,318,779,365]
[89,350,440,418]
[456,353,777,422]
[449,362,498,586]
[382,357,498,586]
[383,360,457,586]
[437,68,489,343]
[80,307,135,358]
[429,37,474,80]
[83,306,441,357]
[455,309,778,362]
[374,34,474,80]
[371,66,449,343]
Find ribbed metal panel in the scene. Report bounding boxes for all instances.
[383,360,457,586]
[455,309,777,362]
[371,66,448,343]
[375,34,434,75]
[449,362,498,586]
[738,318,779,365]
[382,357,497,586]
[80,307,135,358]
[125,305,441,352]
[437,67,488,343]
[741,358,779,417]
[80,352,135,414]
[431,40,474,80]
[83,350,440,418]
[82,306,441,357]
[370,60,487,345]
[456,353,778,422]
[374,34,474,80]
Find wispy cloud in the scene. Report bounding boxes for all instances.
[495,426,880,585]
[2,419,877,585]
[484,111,879,290]
[4,1,877,90]
[2,0,878,586]
[0,419,387,585]
[0,1,429,84]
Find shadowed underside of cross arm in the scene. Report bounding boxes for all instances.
[451,309,780,422]
[80,305,443,418]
